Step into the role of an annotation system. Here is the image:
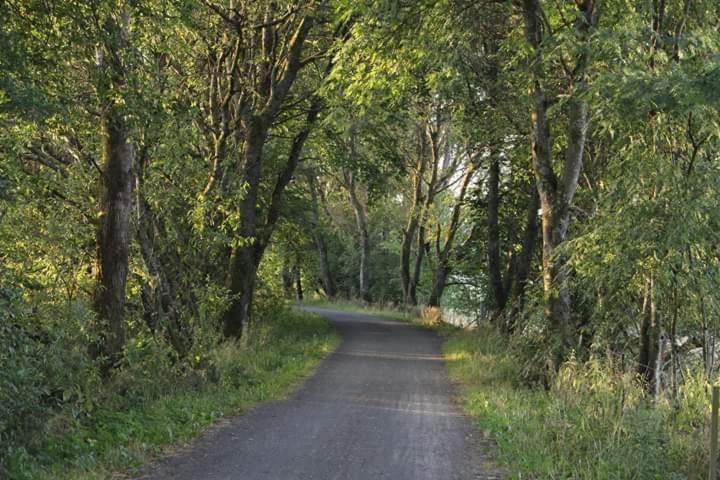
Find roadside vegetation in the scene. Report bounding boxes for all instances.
[2,309,337,480]
[444,325,713,479]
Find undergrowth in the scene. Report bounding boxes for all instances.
[3,310,338,480]
[444,326,712,479]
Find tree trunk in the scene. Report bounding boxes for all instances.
[638,276,660,389]
[307,174,336,298]
[428,164,475,308]
[401,130,428,305]
[313,232,335,297]
[136,149,187,356]
[345,170,371,303]
[409,225,426,305]
[508,186,540,321]
[281,260,293,298]
[295,265,304,301]
[91,19,133,370]
[428,264,450,307]
[93,107,133,368]
[522,0,596,368]
[224,244,260,338]
[401,218,420,305]
[487,153,506,313]
[218,13,326,339]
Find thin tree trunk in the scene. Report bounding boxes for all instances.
[638,276,660,390]
[345,169,371,302]
[401,129,428,305]
[487,153,506,313]
[307,174,336,297]
[428,164,474,307]
[409,226,425,305]
[508,187,540,321]
[295,265,304,301]
[281,260,293,298]
[136,149,187,356]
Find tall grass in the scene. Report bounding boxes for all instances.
[444,326,712,479]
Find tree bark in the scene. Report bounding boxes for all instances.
[94,111,133,368]
[281,260,293,298]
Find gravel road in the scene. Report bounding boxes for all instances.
[135,307,502,480]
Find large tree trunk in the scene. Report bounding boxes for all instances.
[92,17,133,371]
[93,107,133,368]
[217,12,325,340]
[223,119,268,338]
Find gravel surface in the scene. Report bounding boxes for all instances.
[134,307,503,480]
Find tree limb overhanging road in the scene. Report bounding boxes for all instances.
[135,308,502,480]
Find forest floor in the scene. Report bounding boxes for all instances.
[134,306,504,480]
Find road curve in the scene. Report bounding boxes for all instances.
[135,307,502,480]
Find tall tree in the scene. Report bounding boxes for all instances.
[521,0,599,366]
[92,8,135,367]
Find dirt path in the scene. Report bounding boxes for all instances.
[135,307,502,480]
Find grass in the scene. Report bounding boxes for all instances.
[5,310,339,480]
[442,325,711,479]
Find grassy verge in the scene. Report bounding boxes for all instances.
[5,310,339,480]
[443,326,710,479]
[296,298,421,323]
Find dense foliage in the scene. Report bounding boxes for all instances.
[1,0,719,477]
